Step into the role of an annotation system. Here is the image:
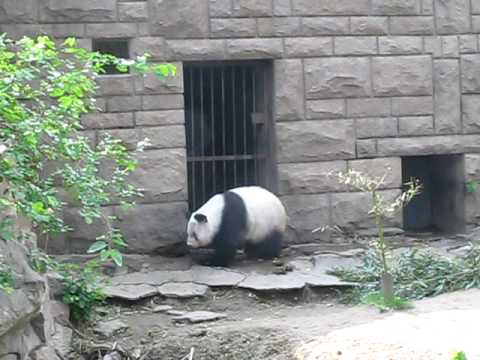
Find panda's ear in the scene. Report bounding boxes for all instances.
[194,213,208,223]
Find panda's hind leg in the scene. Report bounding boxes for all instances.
[244,230,283,260]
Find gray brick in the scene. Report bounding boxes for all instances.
[372,56,433,96]
[209,0,232,16]
[434,59,461,134]
[389,16,434,35]
[346,98,390,117]
[461,55,480,93]
[398,116,434,136]
[421,0,434,14]
[459,35,478,53]
[99,128,139,150]
[166,39,226,61]
[275,59,305,121]
[211,18,256,38]
[231,0,273,16]
[86,23,137,38]
[50,23,85,38]
[462,95,480,133]
[377,135,464,156]
[378,36,423,55]
[356,117,397,138]
[356,139,377,158]
[142,94,184,111]
[473,16,480,33]
[96,75,135,97]
[39,0,117,22]
[273,0,291,16]
[334,36,377,55]
[305,57,371,99]
[392,96,434,116]
[81,112,134,129]
[0,24,53,39]
[140,126,186,149]
[148,0,209,38]
[474,1,480,14]
[292,0,369,15]
[0,0,37,23]
[371,0,420,15]
[284,37,333,57]
[257,17,302,37]
[306,99,345,119]
[118,2,148,21]
[107,96,141,112]
[434,0,470,34]
[424,36,442,57]
[350,17,388,35]
[226,39,283,59]
[277,120,355,162]
[136,110,185,126]
[442,36,459,57]
[136,63,183,94]
[348,157,402,188]
[302,17,349,35]
[132,37,168,59]
[465,154,480,181]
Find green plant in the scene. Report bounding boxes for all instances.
[452,351,468,360]
[361,291,413,312]
[0,35,175,265]
[0,255,14,294]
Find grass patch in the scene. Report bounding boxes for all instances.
[362,291,413,312]
[329,245,480,304]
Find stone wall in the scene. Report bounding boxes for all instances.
[1,0,480,251]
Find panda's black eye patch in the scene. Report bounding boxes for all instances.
[194,213,208,223]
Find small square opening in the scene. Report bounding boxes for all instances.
[92,39,130,75]
[402,155,465,234]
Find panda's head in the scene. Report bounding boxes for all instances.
[186,194,224,248]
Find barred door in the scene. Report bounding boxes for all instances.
[184,61,274,212]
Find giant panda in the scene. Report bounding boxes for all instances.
[186,186,287,267]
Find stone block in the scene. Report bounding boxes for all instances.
[273,0,291,15]
[392,96,434,116]
[434,59,461,134]
[372,56,433,96]
[118,2,148,21]
[257,17,302,37]
[462,95,480,133]
[139,125,186,149]
[371,0,420,14]
[398,116,434,136]
[346,98,390,117]
[166,39,226,61]
[136,63,183,94]
[389,16,434,34]
[277,120,355,162]
[107,96,141,112]
[226,39,283,59]
[473,16,480,32]
[96,75,135,97]
[377,135,464,156]
[350,17,388,35]
[39,0,116,22]
[302,17,349,35]
[50,23,85,38]
[441,36,459,57]
[115,202,188,253]
[232,0,273,16]
[136,110,185,126]
[422,0,434,14]
[131,37,168,60]
[278,161,348,195]
[209,0,232,16]
[0,0,37,23]
[148,0,209,38]
[281,194,331,243]
[304,57,371,99]
[465,154,480,181]
[424,36,442,57]
[356,139,377,158]
[466,192,480,224]
[306,99,345,119]
[473,1,480,14]
[210,18,256,38]
[348,157,402,189]
[85,23,137,38]
[274,59,304,121]
[99,129,140,151]
[129,149,187,203]
[459,35,478,53]
[284,37,333,57]
[434,0,470,34]
[0,24,53,39]
[378,36,423,55]
[81,112,134,129]
[461,55,480,93]
[291,0,369,15]
[334,36,377,55]
[331,190,402,230]
[356,117,397,138]
[142,94,184,111]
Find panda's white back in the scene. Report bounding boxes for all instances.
[229,186,287,244]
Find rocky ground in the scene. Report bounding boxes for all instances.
[61,230,480,360]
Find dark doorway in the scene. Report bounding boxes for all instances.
[402,155,465,234]
[183,61,276,212]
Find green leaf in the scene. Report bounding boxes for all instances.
[32,201,45,213]
[110,249,123,267]
[87,241,108,254]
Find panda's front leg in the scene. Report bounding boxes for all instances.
[209,242,237,267]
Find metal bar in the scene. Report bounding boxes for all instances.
[242,66,247,186]
[189,67,196,211]
[200,68,206,204]
[221,66,226,191]
[252,68,257,184]
[232,66,237,187]
[187,154,264,162]
[210,68,216,194]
